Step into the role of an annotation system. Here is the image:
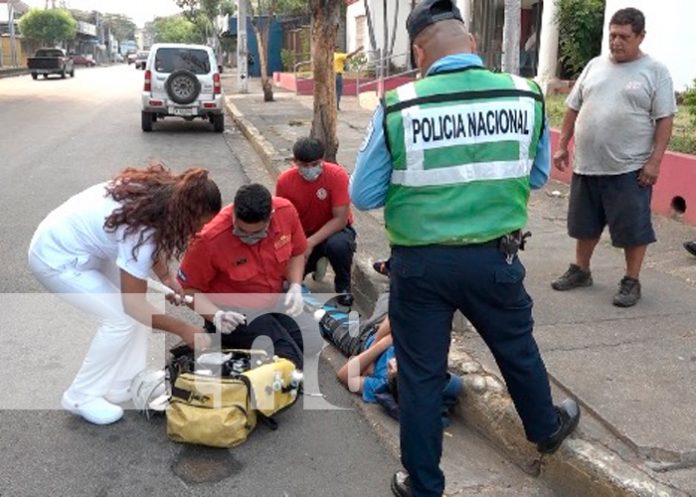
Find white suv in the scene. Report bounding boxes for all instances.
[141,43,224,132]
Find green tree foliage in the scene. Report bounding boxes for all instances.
[103,13,137,42]
[19,8,77,46]
[175,0,236,38]
[151,16,204,44]
[555,0,605,78]
[176,0,236,21]
[683,80,696,126]
[275,0,309,15]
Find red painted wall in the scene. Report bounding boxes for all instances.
[550,130,696,226]
[273,72,415,97]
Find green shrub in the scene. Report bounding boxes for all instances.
[554,0,605,79]
[545,93,567,128]
[683,79,696,127]
[345,52,367,73]
[280,48,295,71]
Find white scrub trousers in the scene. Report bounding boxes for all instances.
[27,253,149,402]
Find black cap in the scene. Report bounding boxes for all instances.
[407,0,464,42]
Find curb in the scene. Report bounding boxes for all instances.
[0,68,28,79]
[223,98,687,497]
[225,98,287,179]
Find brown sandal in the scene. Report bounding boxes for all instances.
[372,259,390,276]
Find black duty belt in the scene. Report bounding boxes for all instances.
[466,230,532,264]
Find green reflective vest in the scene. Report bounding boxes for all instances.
[383,67,545,246]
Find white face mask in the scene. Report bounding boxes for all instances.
[298,162,323,182]
[233,226,268,245]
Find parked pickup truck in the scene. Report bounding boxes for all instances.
[27,48,75,80]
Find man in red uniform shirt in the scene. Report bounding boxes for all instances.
[276,137,356,307]
[177,183,309,367]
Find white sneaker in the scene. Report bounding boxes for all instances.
[312,257,329,282]
[61,392,124,425]
[104,388,131,404]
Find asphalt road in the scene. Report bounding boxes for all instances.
[0,64,400,497]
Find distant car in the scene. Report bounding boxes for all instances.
[113,53,124,63]
[27,48,75,79]
[126,51,137,65]
[71,54,96,67]
[141,43,224,132]
[135,51,149,70]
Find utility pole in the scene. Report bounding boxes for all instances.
[237,0,248,93]
[8,0,17,67]
[502,0,521,74]
[378,0,387,98]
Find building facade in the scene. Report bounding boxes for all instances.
[601,0,695,91]
[344,0,696,95]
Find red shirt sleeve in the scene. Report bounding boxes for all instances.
[330,166,351,208]
[288,205,308,256]
[177,237,216,292]
[275,172,289,198]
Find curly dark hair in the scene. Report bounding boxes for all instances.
[104,163,221,263]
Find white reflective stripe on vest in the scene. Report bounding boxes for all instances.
[403,98,537,152]
[397,83,425,172]
[391,159,533,187]
[510,74,534,165]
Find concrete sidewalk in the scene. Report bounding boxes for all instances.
[0,67,28,78]
[221,71,696,497]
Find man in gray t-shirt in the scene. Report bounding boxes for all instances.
[551,7,676,307]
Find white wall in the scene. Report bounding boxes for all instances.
[346,2,365,54]
[603,0,696,90]
[346,0,411,68]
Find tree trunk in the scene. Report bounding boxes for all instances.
[251,19,274,101]
[309,0,340,162]
[502,0,521,74]
[248,1,275,102]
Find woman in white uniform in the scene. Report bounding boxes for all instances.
[27,164,221,425]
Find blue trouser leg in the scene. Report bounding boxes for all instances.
[305,227,356,292]
[389,248,454,497]
[335,73,343,109]
[450,248,558,443]
[389,245,558,497]
[324,226,355,292]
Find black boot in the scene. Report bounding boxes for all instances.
[335,288,354,307]
[684,240,696,257]
[537,399,581,454]
[391,470,411,497]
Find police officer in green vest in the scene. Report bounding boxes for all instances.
[350,1,580,496]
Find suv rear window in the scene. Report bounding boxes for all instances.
[154,48,210,75]
[36,49,63,57]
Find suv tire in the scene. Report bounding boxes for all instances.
[165,70,201,105]
[141,111,154,132]
[212,113,224,133]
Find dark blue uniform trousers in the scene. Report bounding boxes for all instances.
[305,226,356,292]
[389,245,558,497]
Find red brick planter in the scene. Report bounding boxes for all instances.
[550,129,696,226]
